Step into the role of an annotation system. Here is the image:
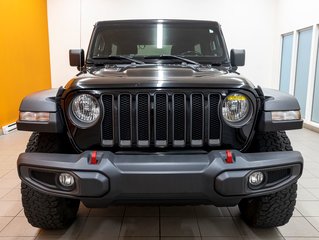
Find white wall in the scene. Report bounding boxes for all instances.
[47,0,81,87]
[47,0,277,88]
[276,0,319,33]
[273,0,319,87]
[273,0,319,127]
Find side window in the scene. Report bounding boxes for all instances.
[111,44,118,55]
[93,34,106,57]
[209,33,223,57]
[194,44,201,54]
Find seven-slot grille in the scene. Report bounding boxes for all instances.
[101,92,221,148]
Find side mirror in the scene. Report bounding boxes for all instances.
[69,49,84,68]
[230,49,245,67]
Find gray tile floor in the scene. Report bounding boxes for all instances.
[0,128,318,239]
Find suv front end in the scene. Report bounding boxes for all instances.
[17,19,303,229]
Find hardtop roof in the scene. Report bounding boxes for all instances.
[95,19,220,27]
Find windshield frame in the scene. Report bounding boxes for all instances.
[86,20,230,66]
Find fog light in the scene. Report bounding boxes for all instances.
[58,173,75,187]
[249,171,264,186]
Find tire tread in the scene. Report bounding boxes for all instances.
[239,131,297,228]
[239,183,297,228]
[22,132,79,229]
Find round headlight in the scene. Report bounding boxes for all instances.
[222,93,251,126]
[71,94,100,126]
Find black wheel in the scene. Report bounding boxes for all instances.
[21,132,80,229]
[239,131,297,228]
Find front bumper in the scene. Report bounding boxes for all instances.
[17,150,303,207]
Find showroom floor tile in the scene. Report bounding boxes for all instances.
[0,128,318,239]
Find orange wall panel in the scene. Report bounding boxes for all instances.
[0,0,51,127]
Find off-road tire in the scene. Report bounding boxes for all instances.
[239,131,297,228]
[21,183,80,229]
[25,132,74,153]
[247,131,293,152]
[21,132,80,229]
[239,183,297,228]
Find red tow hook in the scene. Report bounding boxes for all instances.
[225,150,234,164]
[90,151,98,164]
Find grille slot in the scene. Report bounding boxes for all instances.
[154,93,168,147]
[118,94,132,147]
[190,94,204,147]
[101,95,114,146]
[136,94,150,147]
[172,94,186,147]
[208,94,221,146]
[101,91,222,149]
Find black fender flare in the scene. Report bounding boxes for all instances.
[17,88,64,133]
[258,88,303,132]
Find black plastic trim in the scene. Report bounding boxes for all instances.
[19,89,59,112]
[17,149,303,207]
[262,88,301,111]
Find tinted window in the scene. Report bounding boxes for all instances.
[89,22,226,63]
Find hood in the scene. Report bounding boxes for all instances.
[64,65,255,91]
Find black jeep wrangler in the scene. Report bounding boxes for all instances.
[17,20,303,229]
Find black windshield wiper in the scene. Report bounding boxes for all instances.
[92,55,145,64]
[144,55,200,66]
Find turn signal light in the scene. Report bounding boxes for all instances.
[271,111,301,121]
[19,112,50,122]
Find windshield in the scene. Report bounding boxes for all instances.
[87,21,228,64]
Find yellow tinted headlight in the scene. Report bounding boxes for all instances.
[226,95,247,101]
[222,93,251,126]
